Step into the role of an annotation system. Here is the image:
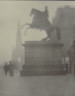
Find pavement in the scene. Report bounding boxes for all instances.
[0,69,75,96]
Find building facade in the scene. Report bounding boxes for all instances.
[52,6,75,56]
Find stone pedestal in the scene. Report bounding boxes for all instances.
[20,41,67,76]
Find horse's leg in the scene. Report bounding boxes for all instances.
[21,23,31,29]
[25,27,31,35]
[41,37,48,41]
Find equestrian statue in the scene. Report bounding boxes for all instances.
[21,6,58,41]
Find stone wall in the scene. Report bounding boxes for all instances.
[24,41,63,65]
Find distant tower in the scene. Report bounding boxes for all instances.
[12,20,24,65]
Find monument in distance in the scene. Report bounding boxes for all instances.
[20,6,67,76]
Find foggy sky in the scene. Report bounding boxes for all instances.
[0,1,75,63]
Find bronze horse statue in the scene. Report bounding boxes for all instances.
[22,7,56,41]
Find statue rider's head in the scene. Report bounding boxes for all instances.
[45,6,48,10]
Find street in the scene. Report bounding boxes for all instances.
[0,69,75,96]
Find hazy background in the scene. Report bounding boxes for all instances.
[0,1,75,64]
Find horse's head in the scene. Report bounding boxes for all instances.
[30,8,35,16]
[30,8,40,16]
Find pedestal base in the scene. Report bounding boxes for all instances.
[20,41,67,76]
[20,64,67,76]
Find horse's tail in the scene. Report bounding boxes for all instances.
[46,26,54,39]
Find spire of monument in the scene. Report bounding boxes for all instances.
[16,20,22,47]
[12,20,24,65]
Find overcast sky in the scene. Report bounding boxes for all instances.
[0,1,75,63]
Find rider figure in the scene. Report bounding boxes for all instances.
[44,6,49,19]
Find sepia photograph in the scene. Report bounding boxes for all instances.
[0,1,75,96]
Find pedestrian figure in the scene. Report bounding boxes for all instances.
[74,63,75,76]
[65,63,68,73]
[65,56,70,74]
[9,61,14,77]
[3,62,8,76]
